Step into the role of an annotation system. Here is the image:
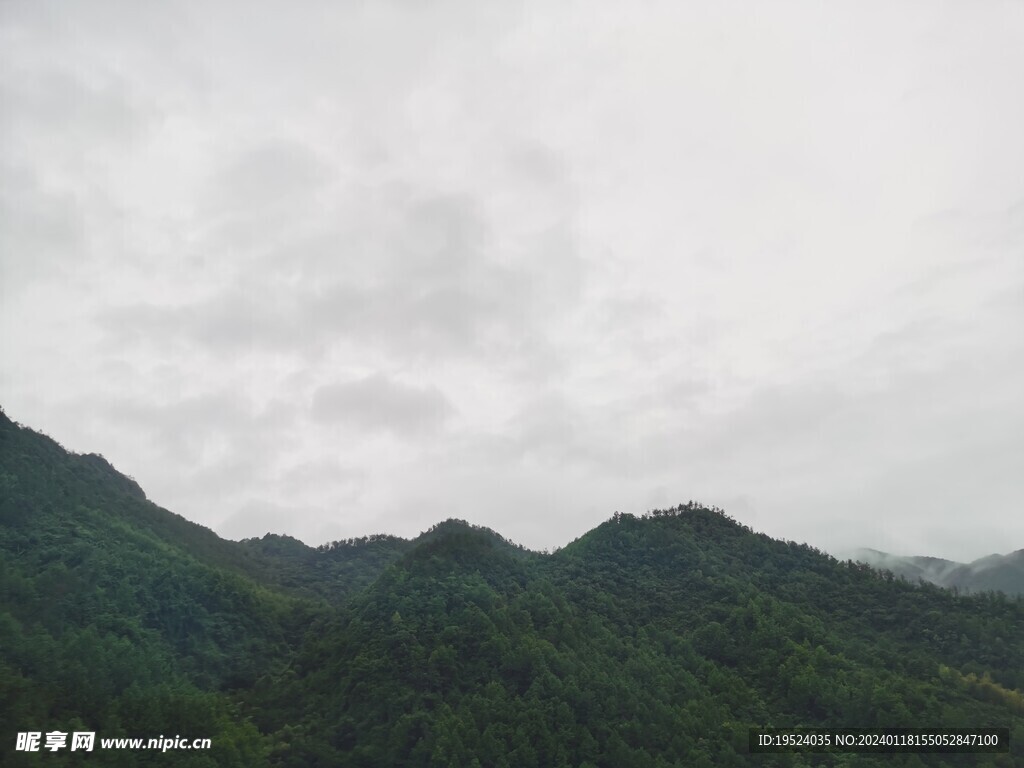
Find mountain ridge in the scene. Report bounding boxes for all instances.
[851,547,1024,596]
[3,406,1023,766]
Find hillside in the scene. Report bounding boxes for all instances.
[0,408,326,766]
[852,548,1024,597]
[2,408,1023,766]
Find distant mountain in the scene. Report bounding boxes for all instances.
[2,406,1023,766]
[239,531,411,603]
[851,548,1024,596]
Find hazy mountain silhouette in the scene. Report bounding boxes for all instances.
[851,548,1024,596]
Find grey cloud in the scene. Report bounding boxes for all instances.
[0,21,163,290]
[485,376,709,476]
[0,164,84,287]
[99,187,585,370]
[0,64,155,151]
[99,287,311,357]
[279,459,366,502]
[389,195,487,281]
[311,374,454,436]
[209,140,333,213]
[480,393,618,473]
[506,141,569,187]
[99,275,493,360]
[307,180,582,366]
[307,276,502,359]
[5,1,1023,561]
[510,393,583,466]
[90,392,290,464]
[196,141,340,258]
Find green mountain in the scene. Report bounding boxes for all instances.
[2,407,1023,766]
[852,548,1024,597]
[238,532,411,604]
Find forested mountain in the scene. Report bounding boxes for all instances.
[852,548,1024,597]
[2,407,1023,766]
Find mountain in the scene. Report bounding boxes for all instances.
[238,532,411,604]
[2,406,1023,767]
[852,548,1024,596]
[0,407,328,767]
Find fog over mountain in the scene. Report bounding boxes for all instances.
[851,548,1024,597]
[1,1,1022,561]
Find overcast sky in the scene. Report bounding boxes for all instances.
[2,1,1022,561]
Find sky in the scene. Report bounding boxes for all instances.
[1,1,1022,562]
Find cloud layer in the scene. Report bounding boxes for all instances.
[2,0,1022,559]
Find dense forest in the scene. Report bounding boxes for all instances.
[2,407,1022,766]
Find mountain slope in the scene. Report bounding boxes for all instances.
[246,507,1024,766]
[3,408,1023,767]
[0,409,324,766]
[853,547,1024,596]
[238,532,412,603]
[945,551,1024,595]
